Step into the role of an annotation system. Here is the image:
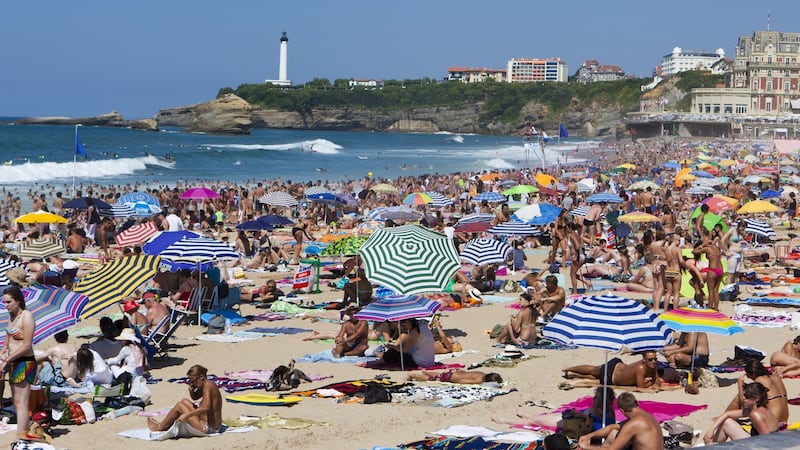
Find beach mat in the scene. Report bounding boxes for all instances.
[558,379,682,392]
[226,394,303,406]
[359,360,464,371]
[745,297,800,307]
[297,349,377,364]
[117,422,236,441]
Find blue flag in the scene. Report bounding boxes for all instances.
[75,128,87,158]
[559,123,569,138]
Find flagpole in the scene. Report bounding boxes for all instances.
[73,124,80,197]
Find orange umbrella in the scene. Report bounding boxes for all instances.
[535,173,557,187]
[480,172,501,182]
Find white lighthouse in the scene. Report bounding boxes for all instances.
[265,31,291,86]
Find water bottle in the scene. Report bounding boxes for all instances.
[103,405,143,420]
[225,318,233,335]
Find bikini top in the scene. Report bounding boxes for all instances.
[6,326,23,340]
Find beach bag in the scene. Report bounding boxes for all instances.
[54,398,88,425]
[363,383,391,404]
[38,360,67,387]
[559,409,592,439]
[206,314,226,334]
[664,420,693,442]
[129,375,152,403]
[500,280,521,293]
[734,345,765,362]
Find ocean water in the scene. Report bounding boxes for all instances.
[0,119,594,192]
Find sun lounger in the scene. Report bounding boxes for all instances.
[146,309,187,357]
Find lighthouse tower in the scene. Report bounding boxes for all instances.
[265,31,291,86]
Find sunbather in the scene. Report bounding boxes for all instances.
[563,351,661,390]
[406,368,502,384]
[494,293,538,346]
[725,359,789,422]
[770,335,800,377]
[705,382,784,444]
[332,306,369,357]
[147,364,223,434]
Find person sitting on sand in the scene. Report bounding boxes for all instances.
[339,268,373,308]
[705,382,784,445]
[531,275,565,319]
[122,299,148,335]
[662,331,709,369]
[35,330,78,383]
[332,306,369,358]
[377,318,435,368]
[725,359,788,422]
[248,279,284,304]
[67,346,113,388]
[406,368,503,385]
[430,315,461,354]
[625,254,655,293]
[769,335,800,377]
[577,392,664,450]
[89,317,122,360]
[563,351,661,390]
[494,293,538,346]
[147,364,223,434]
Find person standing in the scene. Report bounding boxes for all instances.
[785,192,797,230]
[0,286,37,441]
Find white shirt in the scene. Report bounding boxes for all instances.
[166,213,184,231]
[106,345,145,378]
[81,349,114,387]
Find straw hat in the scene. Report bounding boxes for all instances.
[122,300,139,314]
[117,328,140,344]
[501,344,524,359]
[6,267,28,287]
[467,288,483,302]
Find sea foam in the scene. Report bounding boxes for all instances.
[0,155,174,183]
[205,138,341,154]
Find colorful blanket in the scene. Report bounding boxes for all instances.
[358,360,464,371]
[403,436,543,450]
[745,297,800,307]
[169,375,265,393]
[297,349,377,364]
[395,384,515,408]
[291,378,409,397]
[224,369,332,383]
[246,313,290,321]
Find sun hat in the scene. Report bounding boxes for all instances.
[467,287,483,302]
[501,344,524,359]
[6,267,28,287]
[62,259,79,270]
[122,300,139,314]
[117,328,140,344]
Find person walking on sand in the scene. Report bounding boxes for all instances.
[291,219,313,265]
[0,286,38,441]
[563,351,661,390]
[577,392,664,450]
[147,364,223,434]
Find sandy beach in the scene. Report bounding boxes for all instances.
[4,237,799,450]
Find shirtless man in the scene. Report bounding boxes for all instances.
[143,291,169,336]
[563,351,661,390]
[770,335,800,377]
[147,364,223,433]
[577,392,664,450]
[639,187,655,213]
[662,332,709,369]
[35,330,78,381]
[584,202,605,244]
[532,275,566,318]
[332,306,369,357]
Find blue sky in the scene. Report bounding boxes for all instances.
[2,0,799,118]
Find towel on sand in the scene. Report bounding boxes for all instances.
[118,422,251,440]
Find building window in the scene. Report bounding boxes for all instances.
[753,100,758,111]
[787,70,791,77]
[753,81,758,91]
[786,82,791,92]
[785,101,790,112]
[705,104,711,113]
[768,69,772,77]
[768,55,773,64]
[767,80,773,91]
[736,104,747,114]
[724,104,733,113]
[713,104,721,113]
[766,100,772,112]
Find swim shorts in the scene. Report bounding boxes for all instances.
[602,357,622,385]
[691,354,709,368]
[10,355,36,384]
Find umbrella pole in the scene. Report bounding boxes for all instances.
[690,335,698,383]
[602,350,609,428]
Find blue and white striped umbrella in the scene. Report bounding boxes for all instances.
[686,186,719,195]
[158,236,241,263]
[0,258,24,288]
[576,182,594,193]
[123,201,162,217]
[543,293,672,352]
[460,238,512,266]
[258,191,298,207]
[304,186,333,196]
[570,206,591,217]
[119,192,161,208]
[585,193,623,204]
[367,206,422,222]
[472,191,506,203]
[100,204,137,218]
[426,192,453,208]
[739,219,776,238]
[487,221,540,236]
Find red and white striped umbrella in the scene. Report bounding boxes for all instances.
[115,222,159,248]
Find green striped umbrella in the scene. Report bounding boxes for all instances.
[320,235,369,257]
[75,254,161,319]
[359,224,460,295]
[16,238,66,260]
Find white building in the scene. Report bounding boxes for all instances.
[348,79,384,88]
[507,58,568,83]
[660,47,726,76]
[446,67,506,83]
[265,31,291,86]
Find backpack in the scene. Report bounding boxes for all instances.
[363,383,391,404]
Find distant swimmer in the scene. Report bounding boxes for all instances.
[358,156,368,160]
[315,167,327,172]
[309,144,317,153]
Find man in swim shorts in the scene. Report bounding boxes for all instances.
[563,351,661,389]
[147,364,223,434]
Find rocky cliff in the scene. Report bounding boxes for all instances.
[156,94,252,134]
[16,112,158,131]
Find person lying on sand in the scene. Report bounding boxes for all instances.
[147,364,223,434]
[563,351,661,390]
[406,368,502,384]
[770,335,800,377]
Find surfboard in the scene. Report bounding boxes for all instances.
[225,394,303,406]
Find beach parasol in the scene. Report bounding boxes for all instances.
[479,172,502,182]
[402,192,433,207]
[367,206,422,223]
[180,187,219,200]
[14,210,68,224]
[141,230,207,271]
[472,191,506,203]
[487,221,540,236]
[662,161,682,170]
[502,184,539,196]
[304,186,333,196]
[688,208,728,233]
[453,213,495,233]
[570,206,591,218]
[676,173,697,183]
[119,192,161,209]
[115,222,159,248]
[759,189,782,199]
[685,186,719,195]
[617,212,660,223]
[513,204,562,226]
[359,224,460,295]
[700,197,735,214]
[63,197,113,210]
[122,201,162,217]
[628,180,660,191]
[0,286,90,346]
[737,200,782,215]
[426,192,453,208]
[586,193,622,204]
[370,183,399,194]
[75,254,161,319]
[739,219,777,239]
[258,192,298,208]
[354,294,442,371]
[543,293,672,426]
[320,235,369,257]
[100,204,137,219]
[535,173,557,187]
[16,239,66,260]
[659,307,744,376]
[718,159,737,167]
[236,219,275,232]
[690,170,715,178]
[460,238,512,266]
[0,259,24,288]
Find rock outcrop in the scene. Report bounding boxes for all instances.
[16,112,158,131]
[156,94,252,135]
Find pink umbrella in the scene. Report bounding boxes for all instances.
[115,222,159,247]
[180,187,219,200]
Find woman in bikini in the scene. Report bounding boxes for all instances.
[706,382,784,444]
[663,233,684,310]
[0,286,37,441]
[659,205,676,234]
[406,368,503,385]
[494,293,538,346]
[291,220,313,265]
[725,359,788,423]
[567,222,591,294]
[694,235,723,310]
[645,230,668,311]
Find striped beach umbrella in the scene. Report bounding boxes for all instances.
[360,224,460,295]
[659,307,744,336]
[354,294,441,322]
[158,236,241,263]
[123,201,163,217]
[304,186,333,196]
[119,192,161,208]
[17,238,66,260]
[75,254,161,319]
[453,213,495,233]
[472,191,506,203]
[487,221,540,236]
[258,191,298,207]
[367,206,422,222]
[115,222,159,248]
[0,259,24,288]
[586,193,623,204]
[0,286,90,346]
[426,192,453,208]
[100,204,137,219]
[739,219,777,238]
[570,206,591,217]
[460,238,512,266]
[686,186,718,195]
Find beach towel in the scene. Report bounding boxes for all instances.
[733,305,793,328]
[169,375,265,393]
[394,384,514,407]
[291,378,409,397]
[245,326,312,335]
[297,349,377,364]
[224,413,330,430]
[194,331,266,343]
[358,360,465,372]
[481,294,517,303]
[118,423,255,441]
[492,340,579,351]
[557,379,682,392]
[431,425,545,442]
[246,312,290,321]
[403,436,544,450]
[225,369,331,383]
[745,297,800,307]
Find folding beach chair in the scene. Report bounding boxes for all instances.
[147,309,187,358]
[177,287,206,325]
